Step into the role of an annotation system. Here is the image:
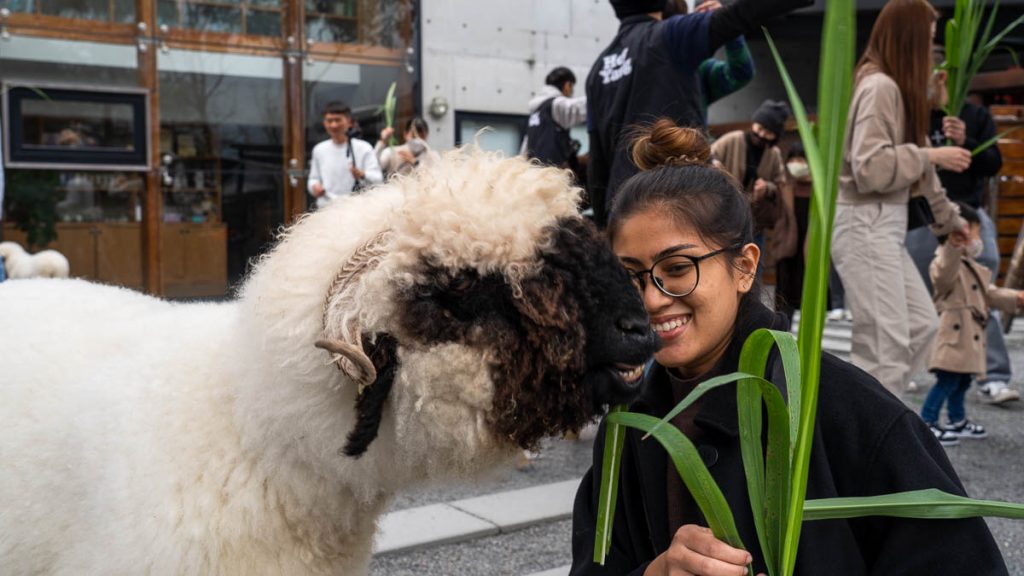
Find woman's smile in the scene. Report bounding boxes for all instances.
[650,313,691,341]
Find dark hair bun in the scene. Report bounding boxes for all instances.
[630,119,711,171]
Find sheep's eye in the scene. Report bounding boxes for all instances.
[449,273,477,294]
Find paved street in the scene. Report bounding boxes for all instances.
[371,319,1024,576]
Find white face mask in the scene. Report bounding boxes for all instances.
[787,162,810,179]
[968,238,984,259]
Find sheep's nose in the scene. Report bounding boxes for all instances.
[617,315,649,336]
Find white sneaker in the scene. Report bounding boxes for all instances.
[842,309,854,322]
[907,380,920,393]
[978,381,1021,405]
[826,308,845,321]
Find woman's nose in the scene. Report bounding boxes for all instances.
[641,279,674,311]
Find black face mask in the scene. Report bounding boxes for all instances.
[749,132,776,150]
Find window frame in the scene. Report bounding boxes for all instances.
[2,80,151,171]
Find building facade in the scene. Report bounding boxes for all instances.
[0,0,416,296]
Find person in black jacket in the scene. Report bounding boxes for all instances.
[584,0,811,228]
[571,119,1007,576]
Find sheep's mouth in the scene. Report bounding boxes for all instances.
[613,363,645,386]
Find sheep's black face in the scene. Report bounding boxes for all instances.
[394,217,659,450]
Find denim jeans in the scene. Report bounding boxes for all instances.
[921,370,973,424]
[905,208,1012,383]
[0,255,5,283]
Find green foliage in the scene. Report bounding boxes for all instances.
[944,0,1024,119]
[384,82,398,146]
[3,170,61,249]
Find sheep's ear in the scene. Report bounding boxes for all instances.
[317,231,391,392]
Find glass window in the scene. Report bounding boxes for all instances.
[8,0,135,23]
[455,112,528,157]
[158,52,285,283]
[305,0,409,48]
[156,0,283,37]
[3,84,149,169]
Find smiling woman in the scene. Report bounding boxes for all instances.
[569,119,1008,576]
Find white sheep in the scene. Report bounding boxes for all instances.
[0,149,659,575]
[0,241,71,279]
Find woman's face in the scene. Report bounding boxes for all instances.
[613,209,759,377]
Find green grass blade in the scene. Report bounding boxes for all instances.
[642,372,756,440]
[804,489,1024,521]
[736,329,800,576]
[608,411,752,576]
[972,126,1022,156]
[767,0,855,573]
[383,81,398,146]
[593,405,627,564]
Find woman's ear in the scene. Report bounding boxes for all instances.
[735,242,760,293]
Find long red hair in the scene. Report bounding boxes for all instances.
[856,0,939,145]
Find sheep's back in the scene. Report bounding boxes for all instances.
[0,278,246,573]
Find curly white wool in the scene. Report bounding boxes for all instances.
[0,148,582,575]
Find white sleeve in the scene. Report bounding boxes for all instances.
[307,146,322,196]
[551,95,587,129]
[360,144,383,184]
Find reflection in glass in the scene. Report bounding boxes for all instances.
[156,0,282,37]
[10,0,136,23]
[305,0,408,47]
[20,99,136,152]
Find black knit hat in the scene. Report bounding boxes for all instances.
[610,0,665,19]
[751,99,791,137]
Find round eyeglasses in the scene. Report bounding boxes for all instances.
[626,244,743,298]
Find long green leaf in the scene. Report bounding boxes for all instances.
[767,0,855,573]
[736,329,800,576]
[804,489,1024,521]
[593,405,627,564]
[972,126,1022,156]
[383,81,398,146]
[608,411,752,576]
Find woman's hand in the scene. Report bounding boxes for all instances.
[927,147,971,173]
[379,126,395,144]
[644,525,761,576]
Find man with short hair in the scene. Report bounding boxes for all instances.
[308,101,382,210]
[521,66,587,170]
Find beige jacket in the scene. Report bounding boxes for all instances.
[712,130,787,237]
[838,71,961,236]
[928,241,1021,376]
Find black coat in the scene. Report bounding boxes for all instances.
[571,303,1007,575]
[928,103,1003,209]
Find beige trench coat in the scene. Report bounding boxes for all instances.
[928,241,1021,376]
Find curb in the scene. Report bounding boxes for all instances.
[373,479,580,555]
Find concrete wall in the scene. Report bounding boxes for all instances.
[419,0,621,151]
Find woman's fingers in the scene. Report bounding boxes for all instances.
[664,525,752,575]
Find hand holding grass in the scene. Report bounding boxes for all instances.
[644,525,765,576]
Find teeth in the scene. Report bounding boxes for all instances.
[616,365,644,383]
[652,317,688,333]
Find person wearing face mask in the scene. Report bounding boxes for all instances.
[771,144,812,319]
[905,47,1017,404]
[569,119,1007,576]
[921,202,1024,445]
[712,100,790,271]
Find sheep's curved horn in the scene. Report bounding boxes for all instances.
[319,230,391,390]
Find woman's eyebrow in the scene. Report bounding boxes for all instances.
[619,243,699,266]
[653,243,699,260]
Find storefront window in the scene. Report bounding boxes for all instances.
[157,0,283,37]
[305,0,409,48]
[158,49,284,285]
[6,0,135,23]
